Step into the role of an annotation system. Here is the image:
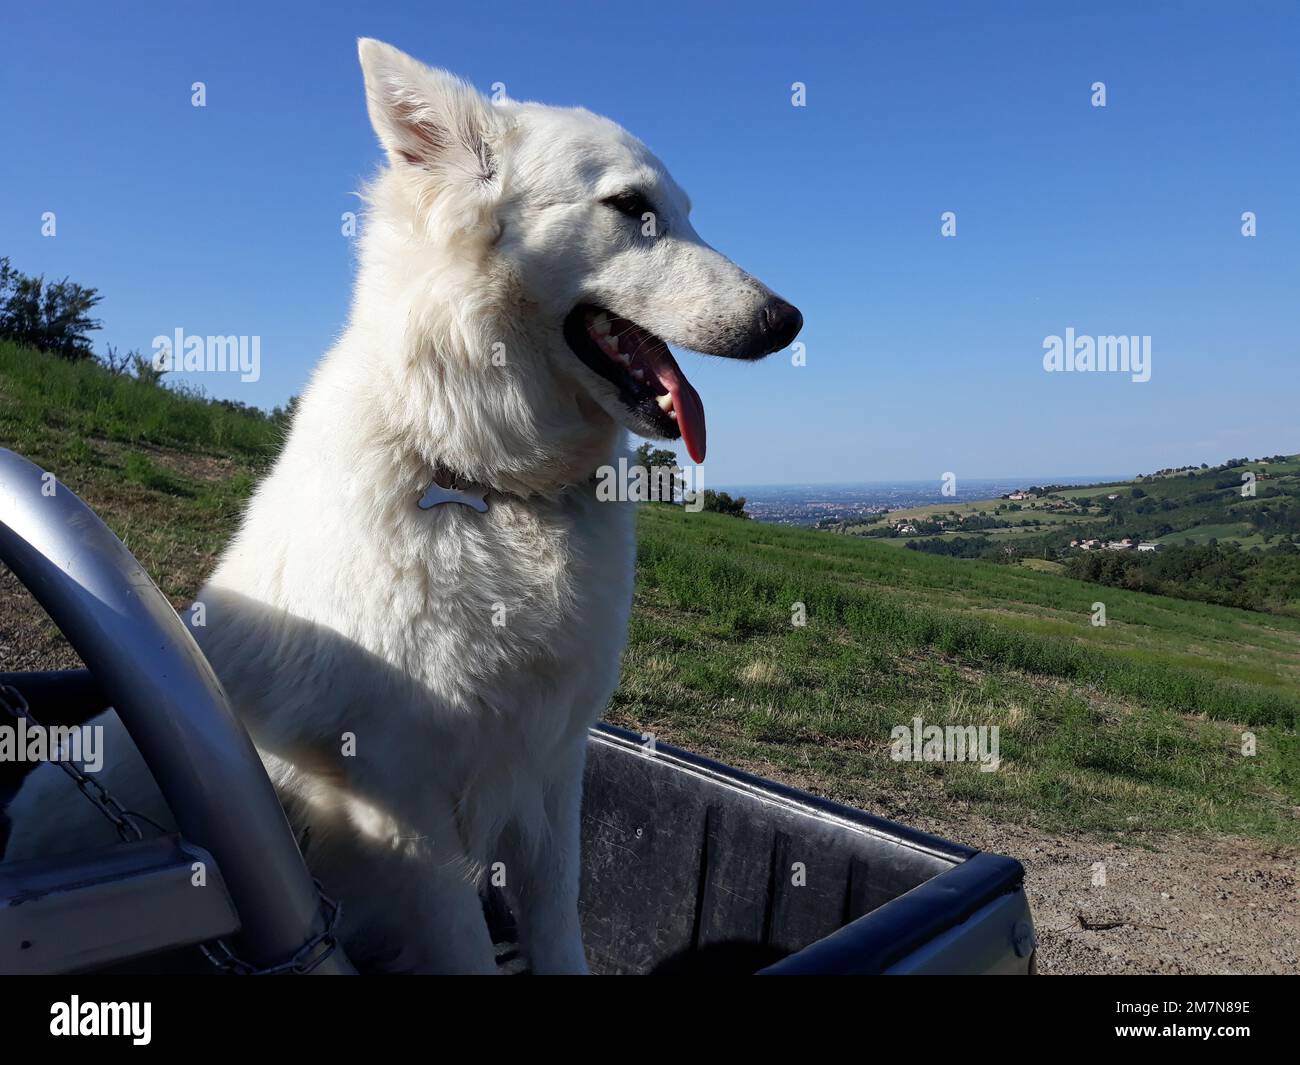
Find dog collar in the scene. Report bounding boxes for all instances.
[417,466,489,513]
[417,463,609,513]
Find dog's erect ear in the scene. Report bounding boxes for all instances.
[357,38,498,186]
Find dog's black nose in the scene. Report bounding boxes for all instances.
[760,298,803,353]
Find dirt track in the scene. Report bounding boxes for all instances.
[913,815,1299,974]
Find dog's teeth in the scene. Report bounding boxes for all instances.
[656,393,674,413]
[591,314,611,336]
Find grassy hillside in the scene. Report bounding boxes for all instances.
[3,342,1298,846]
[0,339,283,461]
[612,506,1299,844]
[850,457,1300,553]
[0,339,277,599]
[839,453,1300,618]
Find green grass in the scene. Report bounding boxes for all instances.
[630,507,1300,724]
[3,342,1298,845]
[0,339,282,461]
[608,505,1300,844]
[1157,523,1253,545]
[0,342,268,602]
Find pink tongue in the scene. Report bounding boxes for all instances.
[639,341,706,463]
[669,375,706,464]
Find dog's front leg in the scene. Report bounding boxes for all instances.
[499,742,590,975]
[405,863,501,975]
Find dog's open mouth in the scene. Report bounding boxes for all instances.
[563,305,707,463]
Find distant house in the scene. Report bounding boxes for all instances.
[1106,493,1120,500]
[1137,542,1163,552]
[1008,491,1038,501]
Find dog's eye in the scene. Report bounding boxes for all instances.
[602,190,654,220]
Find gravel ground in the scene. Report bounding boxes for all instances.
[0,567,82,674]
[910,814,1299,975]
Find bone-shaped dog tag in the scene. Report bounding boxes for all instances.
[418,481,489,513]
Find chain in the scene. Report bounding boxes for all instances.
[0,683,150,843]
[2,681,343,975]
[199,883,343,975]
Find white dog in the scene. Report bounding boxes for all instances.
[4,39,801,973]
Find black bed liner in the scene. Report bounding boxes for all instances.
[576,724,1032,975]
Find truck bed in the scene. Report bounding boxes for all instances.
[574,724,1034,974]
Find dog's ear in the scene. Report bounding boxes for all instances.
[358,39,498,186]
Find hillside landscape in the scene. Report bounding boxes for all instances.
[837,459,1300,618]
[1,338,1297,974]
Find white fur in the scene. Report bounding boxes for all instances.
[4,39,790,973]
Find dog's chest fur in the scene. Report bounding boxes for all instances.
[194,443,636,855]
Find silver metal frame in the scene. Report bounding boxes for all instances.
[0,447,354,974]
[0,837,240,974]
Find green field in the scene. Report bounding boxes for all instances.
[4,341,1299,846]
[1157,523,1254,545]
[847,455,1300,558]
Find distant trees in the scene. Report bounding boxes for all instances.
[701,490,748,518]
[628,444,749,516]
[271,395,300,429]
[1064,541,1300,616]
[0,255,165,385]
[634,442,680,473]
[1253,501,1300,536]
[101,343,166,383]
[0,257,102,360]
[905,536,989,558]
[633,443,685,502]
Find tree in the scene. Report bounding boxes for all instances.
[130,350,167,385]
[100,344,165,384]
[634,443,679,470]
[633,442,684,502]
[701,490,748,518]
[0,257,102,360]
[271,395,300,429]
[100,343,132,375]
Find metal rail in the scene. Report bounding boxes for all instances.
[0,448,354,974]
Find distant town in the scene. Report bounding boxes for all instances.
[1069,537,1164,553]
[715,477,1126,528]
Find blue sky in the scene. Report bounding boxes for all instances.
[2,1,1296,484]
